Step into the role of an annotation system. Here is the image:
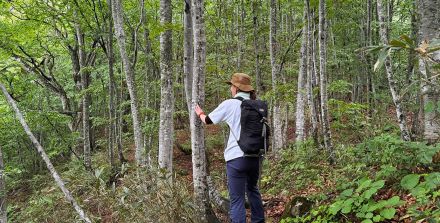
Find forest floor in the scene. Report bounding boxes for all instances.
[8,107,437,222]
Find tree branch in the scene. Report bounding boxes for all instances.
[278,29,303,74]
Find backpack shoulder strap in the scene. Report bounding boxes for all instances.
[233,96,244,101]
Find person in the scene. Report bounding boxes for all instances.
[195,73,265,223]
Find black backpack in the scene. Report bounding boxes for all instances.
[234,97,270,156]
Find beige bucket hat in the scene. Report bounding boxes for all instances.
[225,73,254,92]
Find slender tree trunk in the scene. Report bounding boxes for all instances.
[409,0,420,136]
[116,70,125,163]
[366,0,374,115]
[140,0,153,166]
[252,0,262,94]
[407,0,417,86]
[237,0,245,70]
[270,0,284,152]
[306,3,319,143]
[319,0,335,164]
[191,0,218,221]
[74,15,92,171]
[377,0,411,141]
[0,145,6,223]
[158,0,174,173]
[295,0,308,142]
[418,0,440,143]
[68,47,81,133]
[311,12,322,132]
[107,0,116,169]
[0,83,91,223]
[184,0,194,113]
[111,0,144,164]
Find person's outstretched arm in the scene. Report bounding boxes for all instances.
[195,104,213,124]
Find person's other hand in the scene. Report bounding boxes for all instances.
[195,104,205,116]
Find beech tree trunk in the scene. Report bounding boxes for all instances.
[0,145,6,223]
[306,2,319,143]
[184,0,194,113]
[366,0,374,114]
[418,0,440,143]
[158,0,174,173]
[237,0,245,70]
[191,0,217,221]
[377,0,411,141]
[0,83,91,223]
[319,0,335,164]
[74,14,92,171]
[252,1,263,94]
[107,0,116,169]
[270,0,284,152]
[311,12,322,131]
[116,75,125,163]
[139,0,154,166]
[111,0,144,164]
[295,0,308,142]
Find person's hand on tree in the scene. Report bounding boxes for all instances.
[195,104,205,117]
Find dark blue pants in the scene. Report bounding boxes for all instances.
[226,157,265,223]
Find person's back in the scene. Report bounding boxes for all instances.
[195,73,265,223]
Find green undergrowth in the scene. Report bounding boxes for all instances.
[9,149,201,223]
[7,131,439,223]
[264,134,440,223]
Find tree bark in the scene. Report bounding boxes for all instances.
[252,0,263,94]
[107,0,116,169]
[295,0,309,142]
[138,0,154,166]
[407,0,417,86]
[311,12,322,132]
[111,0,144,164]
[116,74,125,163]
[306,3,319,144]
[158,0,174,174]
[191,0,217,221]
[0,145,6,223]
[418,0,440,143]
[74,14,92,171]
[270,0,284,152]
[366,0,374,115]
[184,0,194,113]
[377,0,411,141]
[158,0,174,173]
[319,0,335,164]
[207,175,229,215]
[0,83,91,223]
[237,0,245,70]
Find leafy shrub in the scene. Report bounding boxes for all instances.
[400,172,440,222]
[329,178,402,222]
[262,140,335,194]
[282,176,403,223]
[328,99,370,142]
[329,80,352,95]
[356,134,440,167]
